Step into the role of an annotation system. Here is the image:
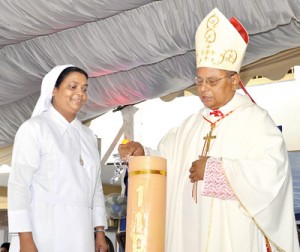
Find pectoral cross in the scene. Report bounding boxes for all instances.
[193,124,217,203]
[193,111,234,203]
[203,124,216,156]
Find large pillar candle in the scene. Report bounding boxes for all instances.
[125,156,167,252]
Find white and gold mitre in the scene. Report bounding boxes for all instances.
[195,8,249,72]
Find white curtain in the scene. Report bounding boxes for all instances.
[0,0,300,148]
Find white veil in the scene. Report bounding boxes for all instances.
[31,64,74,118]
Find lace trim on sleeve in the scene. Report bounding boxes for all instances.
[201,157,236,200]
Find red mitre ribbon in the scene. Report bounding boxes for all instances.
[229,17,249,44]
[230,17,256,104]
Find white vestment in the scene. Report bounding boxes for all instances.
[150,93,299,252]
[8,106,107,252]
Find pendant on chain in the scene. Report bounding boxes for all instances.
[80,156,84,166]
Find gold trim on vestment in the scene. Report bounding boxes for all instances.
[129,170,167,177]
[205,198,215,252]
[222,162,285,252]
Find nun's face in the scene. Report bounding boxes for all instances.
[52,71,88,122]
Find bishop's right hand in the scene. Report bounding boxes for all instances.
[189,156,209,182]
[118,141,145,160]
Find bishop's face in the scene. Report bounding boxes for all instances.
[52,71,88,122]
[195,67,239,110]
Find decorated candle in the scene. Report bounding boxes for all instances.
[125,156,167,252]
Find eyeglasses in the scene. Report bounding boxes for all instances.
[194,73,236,87]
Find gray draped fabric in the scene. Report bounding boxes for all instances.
[0,0,300,148]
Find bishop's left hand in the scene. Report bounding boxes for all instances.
[189,156,209,183]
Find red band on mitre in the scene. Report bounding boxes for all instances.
[230,17,249,44]
[229,17,255,103]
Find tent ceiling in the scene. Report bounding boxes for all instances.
[1,0,300,148]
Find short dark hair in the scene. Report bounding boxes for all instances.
[55,67,88,88]
[1,242,10,250]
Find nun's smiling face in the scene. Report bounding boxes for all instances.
[52,71,88,122]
